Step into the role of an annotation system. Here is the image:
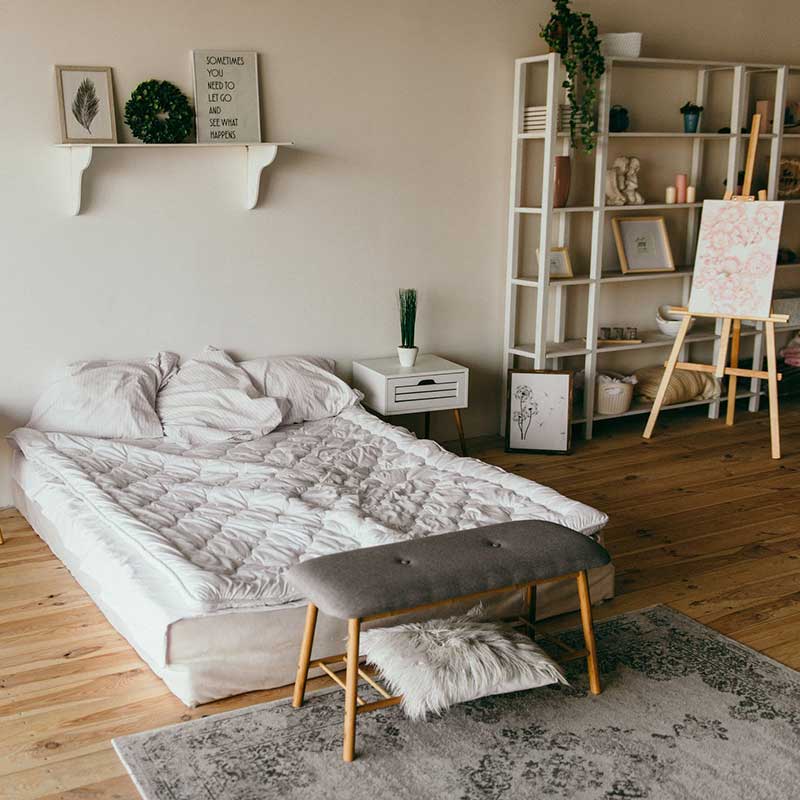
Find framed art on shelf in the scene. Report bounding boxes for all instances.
[612,216,675,273]
[505,369,573,454]
[192,50,261,143]
[536,246,574,278]
[55,65,117,144]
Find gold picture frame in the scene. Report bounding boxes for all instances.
[536,246,574,278]
[55,65,117,144]
[612,216,675,274]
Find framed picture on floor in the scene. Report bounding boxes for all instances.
[505,369,573,454]
[536,246,574,278]
[612,216,675,273]
[55,65,117,144]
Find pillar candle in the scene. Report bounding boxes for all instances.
[665,186,677,204]
[675,173,688,204]
[686,186,696,203]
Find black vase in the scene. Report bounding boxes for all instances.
[609,105,630,133]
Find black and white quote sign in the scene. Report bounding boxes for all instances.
[192,50,261,143]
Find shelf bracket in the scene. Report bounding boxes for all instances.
[245,144,279,209]
[67,145,93,216]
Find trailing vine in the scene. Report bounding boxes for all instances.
[540,0,605,152]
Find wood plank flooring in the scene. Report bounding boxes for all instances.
[2,400,799,799]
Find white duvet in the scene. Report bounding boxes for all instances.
[10,405,607,616]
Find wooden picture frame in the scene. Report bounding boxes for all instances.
[505,369,573,454]
[55,66,117,144]
[612,216,675,273]
[536,246,574,278]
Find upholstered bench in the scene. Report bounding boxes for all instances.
[286,519,612,761]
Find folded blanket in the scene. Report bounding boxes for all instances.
[634,365,719,405]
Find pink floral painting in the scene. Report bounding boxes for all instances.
[689,200,784,318]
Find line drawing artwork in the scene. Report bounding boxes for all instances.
[512,385,537,440]
[72,78,100,134]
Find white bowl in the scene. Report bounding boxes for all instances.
[656,305,694,337]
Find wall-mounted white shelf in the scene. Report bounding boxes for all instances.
[55,142,293,215]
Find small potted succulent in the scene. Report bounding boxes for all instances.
[680,101,704,133]
[397,288,418,367]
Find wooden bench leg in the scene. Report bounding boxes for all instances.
[292,603,318,708]
[343,617,361,762]
[576,570,601,695]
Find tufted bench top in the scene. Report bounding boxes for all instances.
[285,520,611,620]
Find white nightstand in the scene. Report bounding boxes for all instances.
[352,354,469,454]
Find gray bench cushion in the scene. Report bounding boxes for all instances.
[285,520,611,620]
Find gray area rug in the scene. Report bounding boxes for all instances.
[114,606,800,799]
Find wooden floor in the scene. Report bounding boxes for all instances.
[2,400,800,799]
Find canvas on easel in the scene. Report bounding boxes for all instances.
[689,200,783,319]
[642,113,789,459]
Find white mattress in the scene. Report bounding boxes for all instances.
[10,405,613,706]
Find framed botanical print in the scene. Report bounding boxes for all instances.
[536,246,574,278]
[505,369,573,454]
[55,65,117,144]
[612,216,675,273]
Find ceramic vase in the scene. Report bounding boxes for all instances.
[553,156,571,208]
[397,346,419,367]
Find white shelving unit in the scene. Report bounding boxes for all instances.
[56,142,293,215]
[502,54,800,438]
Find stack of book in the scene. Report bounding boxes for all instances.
[523,105,572,134]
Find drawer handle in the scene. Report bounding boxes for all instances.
[417,379,436,386]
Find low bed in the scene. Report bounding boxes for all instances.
[11,403,612,707]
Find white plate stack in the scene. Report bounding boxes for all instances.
[523,105,572,134]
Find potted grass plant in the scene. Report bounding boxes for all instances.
[397,288,418,367]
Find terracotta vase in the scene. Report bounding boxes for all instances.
[553,156,571,208]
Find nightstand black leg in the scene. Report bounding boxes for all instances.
[453,409,467,456]
[424,412,431,439]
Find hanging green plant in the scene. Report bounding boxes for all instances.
[124,80,194,144]
[540,0,605,153]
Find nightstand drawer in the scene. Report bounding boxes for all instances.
[386,372,467,413]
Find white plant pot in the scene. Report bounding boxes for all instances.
[397,346,419,367]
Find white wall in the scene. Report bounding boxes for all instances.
[1,0,797,505]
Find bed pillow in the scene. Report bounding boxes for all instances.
[238,355,360,424]
[360,606,568,721]
[157,346,286,444]
[27,352,179,439]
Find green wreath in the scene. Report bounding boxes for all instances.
[124,80,194,144]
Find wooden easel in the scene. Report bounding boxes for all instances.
[643,114,789,459]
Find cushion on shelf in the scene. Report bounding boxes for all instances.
[27,352,179,439]
[634,365,719,405]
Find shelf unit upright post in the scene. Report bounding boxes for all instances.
[749,64,789,411]
[582,68,612,439]
[708,65,748,419]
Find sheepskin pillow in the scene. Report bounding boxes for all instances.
[238,355,361,424]
[27,352,179,439]
[157,346,286,444]
[360,606,567,720]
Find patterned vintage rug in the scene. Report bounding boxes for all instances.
[114,606,800,799]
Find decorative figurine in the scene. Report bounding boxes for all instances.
[622,156,645,205]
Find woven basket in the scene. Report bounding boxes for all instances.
[600,33,643,58]
[596,376,634,415]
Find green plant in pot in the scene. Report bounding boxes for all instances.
[540,0,605,153]
[680,101,703,133]
[398,288,418,367]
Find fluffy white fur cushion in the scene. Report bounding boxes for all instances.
[360,606,567,720]
[157,347,286,444]
[28,352,179,439]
